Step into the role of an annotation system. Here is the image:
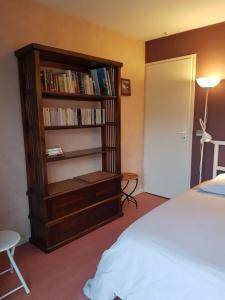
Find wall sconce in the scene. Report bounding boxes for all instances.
[196,76,221,183]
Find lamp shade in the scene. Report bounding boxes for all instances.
[196,77,221,88]
[201,131,212,143]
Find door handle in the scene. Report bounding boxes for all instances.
[176,131,186,140]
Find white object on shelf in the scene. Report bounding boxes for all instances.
[46,147,63,157]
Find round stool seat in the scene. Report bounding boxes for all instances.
[122,172,138,181]
[0,230,20,252]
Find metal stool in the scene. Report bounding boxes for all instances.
[0,230,30,299]
[121,172,138,208]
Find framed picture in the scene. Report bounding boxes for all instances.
[121,78,131,96]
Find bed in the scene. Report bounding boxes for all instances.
[83,140,225,300]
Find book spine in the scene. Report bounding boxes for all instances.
[56,108,60,126]
[77,108,81,126]
[72,72,77,94]
[91,69,100,95]
[96,68,109,96]
[62,73,69,93]
[66,108,70,126]
[43,69,47,91]
[74,108,78,126]
[45,108,51,126]
[58,74,65,93]
[49,108,56,126]
[106,68,112,96]
[58,108,63,126]
[43,108,47,126]
[104,68,111,96]
[65,70,74,93]
[102,109,105,124]
[89,76,94,95]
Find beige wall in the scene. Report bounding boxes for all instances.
[0,0,145,242]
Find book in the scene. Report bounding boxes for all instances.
[43,108,51,126]
[77,108,82,126]
[49,108,56,126]
[96,68,109,96]
[90,69,100,95]
[74,108,78,126]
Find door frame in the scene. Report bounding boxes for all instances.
[144,54,196,192]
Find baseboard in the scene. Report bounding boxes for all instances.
[133,188,144,196]
[19,234,30,246]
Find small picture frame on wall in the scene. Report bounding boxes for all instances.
[121,78,131,96]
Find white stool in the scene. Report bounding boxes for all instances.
[0,230,30,299]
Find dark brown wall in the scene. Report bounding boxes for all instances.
[145,22,225,186]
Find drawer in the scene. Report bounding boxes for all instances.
[49,212,89,245]
[94,178,120,201]
[46,188,94,220]
[88,197,120,227]
[48,196,121,246]
[46,178,121,221]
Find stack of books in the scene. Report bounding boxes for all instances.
[46,147,64,158]
[40,66,115,96]
[43,107,106,127]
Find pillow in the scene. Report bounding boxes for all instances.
[198,173,225,195]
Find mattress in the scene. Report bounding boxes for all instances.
[83,189,225,299]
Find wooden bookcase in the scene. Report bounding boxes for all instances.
[15,44,123,252]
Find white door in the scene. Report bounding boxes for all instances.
[144,55,196,198]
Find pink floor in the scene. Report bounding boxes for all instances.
[0,193,166,300]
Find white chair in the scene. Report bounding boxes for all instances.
[0,230,30,299]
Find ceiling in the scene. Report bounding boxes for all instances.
[35,0,225,40]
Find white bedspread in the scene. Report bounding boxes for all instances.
[83,189,225,299]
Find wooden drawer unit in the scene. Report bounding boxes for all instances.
[46,189,93,221]
[48,196,121,249]
[28,174,122,252]
[46,177,121,221]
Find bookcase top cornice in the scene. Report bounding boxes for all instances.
[15,43,123,68]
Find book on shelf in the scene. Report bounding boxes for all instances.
[40,66,115,96]
[43,107,106,127]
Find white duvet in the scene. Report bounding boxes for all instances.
[83,189,225,299]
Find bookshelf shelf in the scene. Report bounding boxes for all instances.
[42,91,117,101]
[46,147,116,162]
[45,124,106,130]
[15,43,122,252]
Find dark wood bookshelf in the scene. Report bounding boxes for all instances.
[46,147,116,162]
[42,91,117,101]
[15,43,122,252]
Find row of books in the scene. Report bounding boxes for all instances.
[43,107,106,127]
[40,66,115,96]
